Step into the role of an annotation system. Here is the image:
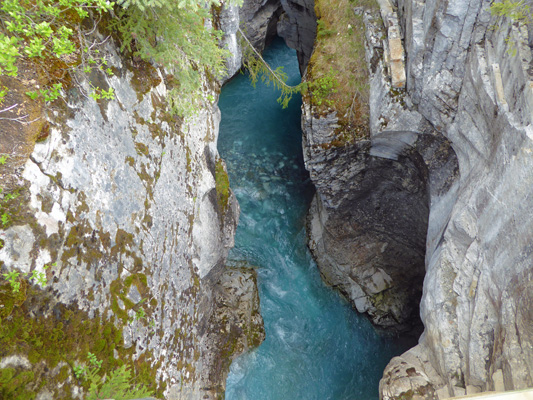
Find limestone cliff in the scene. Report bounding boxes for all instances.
[379,0,533,398]
[0,29,263,399]
[302,2,458,333]
[303,0,533,397]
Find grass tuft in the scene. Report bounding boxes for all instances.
[307,0,379,141]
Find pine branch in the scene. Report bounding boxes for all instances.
[237,27,301,108]
[237,27,299,92]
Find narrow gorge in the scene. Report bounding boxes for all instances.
[0,0,532,399]
[218,38,413,399]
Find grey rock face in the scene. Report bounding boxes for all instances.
[0,35,261,399]
[277,0,317,73]
[239,0,283,53]
[379,0,533,398]
[303,10,458,333]
[219,4,244,79]
[199,266,265,395]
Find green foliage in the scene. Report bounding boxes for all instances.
[0,154,7,165]
[0,86,7,104]
[0,187,21,228]
[239,28,300,108]
[0,0,114,70]
[490,0,531,22]
[0,35,20,77]
[0,0,115,104]
[28,270,46,287]
[1,262,53,295]
[317,19,336,38]
[490,1,532,56]
[26,83,63,102]
[2,271,21,294]
[301,68,339,107]
[0,0,246,116]
[114,0,242,117]
[72,352,153,400]
[239,28,339,109]
[134,307,145,321]
[0,282,162,398]
[89,87,115,101]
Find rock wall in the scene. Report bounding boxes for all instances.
[378,0,533,398]
[304,0,533,396]
[0,32,263,399]
[302,7,458,332]
[219,0,316,78]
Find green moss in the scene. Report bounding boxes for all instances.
[130,60,162,101]
[125,156,135,167]
[0,186,25,229]
[186,147,192,173]
[57,365,69,382]
[0,280,162,399]
[110,272,150,325]
[215,158,230,216]
[0,368,35,400]
[35,122,50,143]
[61,222,109,266]
[135,142,150,157]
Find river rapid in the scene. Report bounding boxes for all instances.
[218,38,413,400]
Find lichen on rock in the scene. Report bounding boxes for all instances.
[0,26,260,399]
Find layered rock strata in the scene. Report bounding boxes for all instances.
[371,0,533,398]
[303,8,458,332]
[0,32,263,399]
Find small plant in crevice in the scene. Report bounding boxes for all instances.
[89,86,115,101]
[2,270,21,293]
[0,186,21,228]
[2,262,54,294]
[74,352,153,400]
[129,298,147,324]
[490,0,531,23]
[489,0,532,56]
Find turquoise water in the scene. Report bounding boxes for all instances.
[219,38,413,400]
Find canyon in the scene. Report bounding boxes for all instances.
[1,0,533,399]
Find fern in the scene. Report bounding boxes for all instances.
[87,364,152,400]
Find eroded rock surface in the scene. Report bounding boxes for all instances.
[378,0,533,398]
[0,33,262,399]
[303,9,458,333]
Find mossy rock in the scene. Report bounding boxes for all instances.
[0,282,162,398]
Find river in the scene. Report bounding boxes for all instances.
[218,38,413,400]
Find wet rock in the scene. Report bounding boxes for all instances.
[198,266,265,396]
